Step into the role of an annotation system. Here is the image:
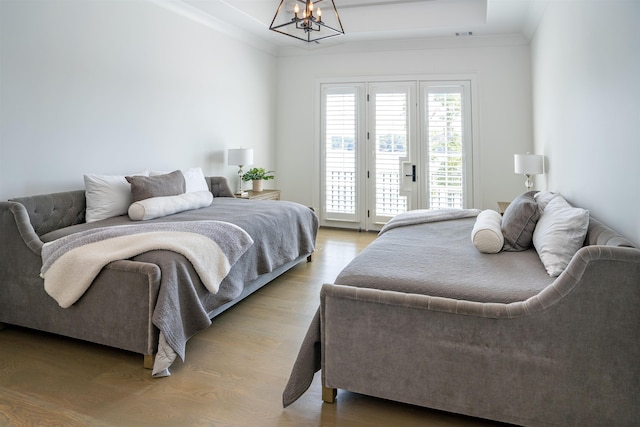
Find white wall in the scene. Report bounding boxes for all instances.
[0,0,277,200]
[275,37,534,211]
[531,0,640,246]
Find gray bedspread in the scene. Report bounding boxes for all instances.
[40,197,318,376]
[283,209,553,406]
[338,215,553,303]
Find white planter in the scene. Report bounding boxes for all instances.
[252,180,264,192]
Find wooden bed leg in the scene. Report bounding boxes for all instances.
[322,386,337,403]
[143,354,155,370]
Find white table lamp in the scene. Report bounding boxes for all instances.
[228,148,254,196]
[514,153,544,190]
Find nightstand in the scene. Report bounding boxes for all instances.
[240,189,281,201]
[497,201,511,215]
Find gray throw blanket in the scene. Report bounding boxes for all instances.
[378,208,480,235]
[41,220,254,376]
[282,309,322,407]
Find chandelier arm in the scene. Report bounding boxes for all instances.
[331,1,345,33]
[269,0,286,29]
[317,21,343,34]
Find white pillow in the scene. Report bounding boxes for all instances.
[128,191,213,221]
[534,191,559,213]
[84,171,148,222]
[532,196,589,277]
[182,167,209,193]
[471,209,504,253]
[150,167,209,193]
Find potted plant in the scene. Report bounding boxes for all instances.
[242,167,275,192]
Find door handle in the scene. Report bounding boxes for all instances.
[405,164,416,182]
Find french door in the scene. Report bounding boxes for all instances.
[321,80,472,230]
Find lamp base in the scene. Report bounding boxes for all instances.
[524,174,534,190]
[236,166,246,196]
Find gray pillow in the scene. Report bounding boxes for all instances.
[501,191,539,251]
[126,170,185,202]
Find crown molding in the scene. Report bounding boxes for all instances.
[276,33,530,57]
[147,0,278,56]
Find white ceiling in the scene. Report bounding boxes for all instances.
[176,0,546,49]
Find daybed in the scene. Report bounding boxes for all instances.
[1,176,318,376]
[283,192,640,426]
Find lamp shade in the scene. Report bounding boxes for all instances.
[514,154,544,175]
[228,148,254,166]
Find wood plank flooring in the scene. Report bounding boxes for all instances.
[0,228,504,426]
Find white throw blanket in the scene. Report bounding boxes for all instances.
[42,231,237,308]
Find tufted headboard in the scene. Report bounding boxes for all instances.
[206,176,235,198]
[9,190,87,237]
[9,176,236,237]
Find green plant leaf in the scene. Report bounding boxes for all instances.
[241,167,275,181]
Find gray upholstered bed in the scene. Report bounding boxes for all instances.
[283,196,640,426]
[0,177,318,376]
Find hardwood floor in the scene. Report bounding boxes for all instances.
[0,228,503,426]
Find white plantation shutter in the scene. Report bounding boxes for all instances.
[373,90,408,217]
[424,83,470,209]
[322,85,363,222]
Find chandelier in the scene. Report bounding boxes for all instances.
[269,0,344,43]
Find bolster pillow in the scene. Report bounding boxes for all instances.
[128,191,213,221]
[471,209,504,254]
